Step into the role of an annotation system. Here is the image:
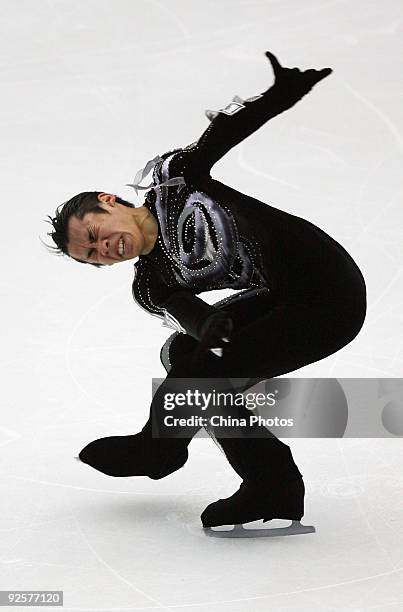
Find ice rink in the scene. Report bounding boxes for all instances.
[1,0,403,609]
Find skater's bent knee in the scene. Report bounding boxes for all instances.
[336,283,367,346]
[348,284,367,339]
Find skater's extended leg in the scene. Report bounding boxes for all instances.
[78,422,192,479]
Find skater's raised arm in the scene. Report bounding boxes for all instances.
[181,51,332,179]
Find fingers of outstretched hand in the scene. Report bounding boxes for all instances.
[265,51,282,75]
[316,67,333,81]
[265,51,333,83]
[304,67,333,83]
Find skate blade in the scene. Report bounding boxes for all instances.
[203,520,316,538]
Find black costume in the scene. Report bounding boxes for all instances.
[79,53,366,528]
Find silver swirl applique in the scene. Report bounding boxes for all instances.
[153,155,257,289]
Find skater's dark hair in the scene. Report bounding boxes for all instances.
[43,191,135,268]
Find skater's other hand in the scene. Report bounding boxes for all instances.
[265,50,332,94]
[196,312,233,359]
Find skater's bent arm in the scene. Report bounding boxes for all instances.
[160,291,232,346]
[132,262,232,345]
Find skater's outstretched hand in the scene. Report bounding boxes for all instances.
[265,51,332,96]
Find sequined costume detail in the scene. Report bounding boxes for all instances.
[130,78,333,337]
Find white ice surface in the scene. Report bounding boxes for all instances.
[1,0,403,610]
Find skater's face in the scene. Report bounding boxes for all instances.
[66,193,150,265]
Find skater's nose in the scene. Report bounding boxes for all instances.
[97,237,110,257]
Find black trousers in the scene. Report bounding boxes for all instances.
[79,237,366,485]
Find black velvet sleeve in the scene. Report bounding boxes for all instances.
[180,76,316,179]
[132,259,223,341]
[160,292,234,350]
[159,291,223,340]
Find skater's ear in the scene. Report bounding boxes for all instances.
[97,193,117,208]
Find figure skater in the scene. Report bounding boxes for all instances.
[45,51,366,537]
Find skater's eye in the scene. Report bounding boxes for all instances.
[87,226,98,261]
[88,226,97,242]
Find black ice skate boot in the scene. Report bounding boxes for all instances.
[201,477,315,538]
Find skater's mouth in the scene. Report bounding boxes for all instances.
[118,236,125,258]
